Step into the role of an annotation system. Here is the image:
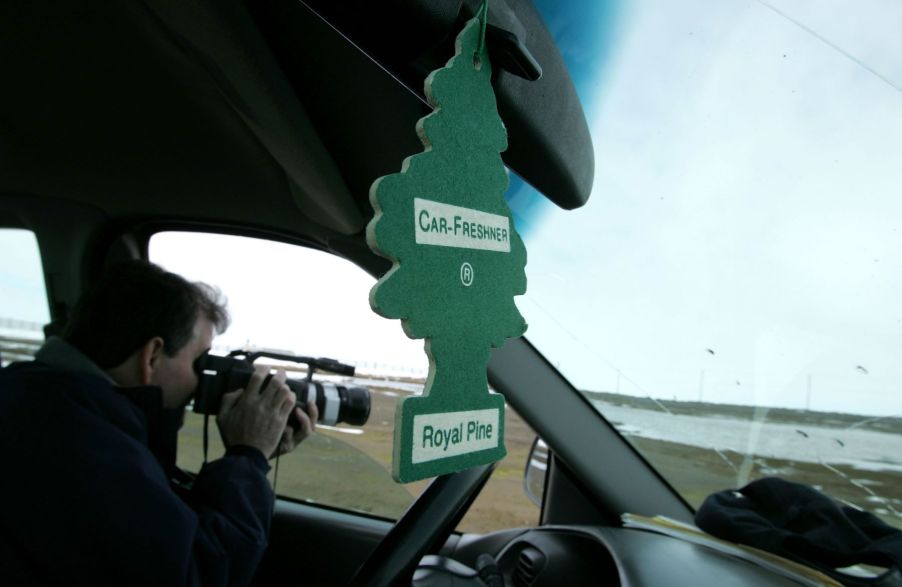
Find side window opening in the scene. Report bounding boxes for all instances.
[149,231,428,518]
[0,229,49,367]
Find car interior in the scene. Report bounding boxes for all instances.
[2,1,898,586]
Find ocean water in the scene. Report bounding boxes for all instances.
[594,401,902,473]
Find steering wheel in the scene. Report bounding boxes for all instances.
[348,463,496,587]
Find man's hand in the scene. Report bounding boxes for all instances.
[274,399,318,457]
[217,365,296,459]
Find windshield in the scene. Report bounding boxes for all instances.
[515,1,902,526]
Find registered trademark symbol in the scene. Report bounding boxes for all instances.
[460,262,474,286]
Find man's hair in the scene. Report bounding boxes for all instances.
[64,260,230,369]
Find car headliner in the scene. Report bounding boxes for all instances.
[0,1,592,245]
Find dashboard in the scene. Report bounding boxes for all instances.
[439,526,831,586]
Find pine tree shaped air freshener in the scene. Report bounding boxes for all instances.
[367,4,527,483]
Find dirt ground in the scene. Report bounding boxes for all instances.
[628,435,902,529]
[177,378,901,533]
[177,384,540,533]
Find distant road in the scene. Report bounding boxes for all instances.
[339,376,424,395]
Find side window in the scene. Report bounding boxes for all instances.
[149,231,428,518]
[0,229,49,367]
[149,231,540,528]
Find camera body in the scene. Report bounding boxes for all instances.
[193,352,370,427]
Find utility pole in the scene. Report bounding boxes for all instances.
[805,374,812,411]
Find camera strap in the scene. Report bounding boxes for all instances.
[272,453,281,504]
[202,412,210,465]
[199,405,280,502]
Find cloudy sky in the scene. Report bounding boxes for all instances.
[518,0,902,415]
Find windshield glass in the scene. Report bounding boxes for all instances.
[515,0,902,526]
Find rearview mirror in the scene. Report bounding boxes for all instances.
[523,437,549,507]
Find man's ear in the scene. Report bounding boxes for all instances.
[138,337,166,385]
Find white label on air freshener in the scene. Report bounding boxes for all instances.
[414,198,510,252]
[412,408,500,463]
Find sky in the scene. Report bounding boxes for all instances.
[517,0,902,415]
[2,0,900,416]
[148,233,429,376]
[0,230,50,328]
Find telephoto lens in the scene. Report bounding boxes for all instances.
[193,354,370,426]
[298,380,370,426]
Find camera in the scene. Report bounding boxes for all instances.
[193,351,370,426]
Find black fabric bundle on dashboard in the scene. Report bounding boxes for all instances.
[696,477,902,586]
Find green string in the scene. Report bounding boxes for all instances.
[476,0,489,59]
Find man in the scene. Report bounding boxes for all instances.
[0,260,317,585]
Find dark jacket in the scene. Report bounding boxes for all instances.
[0,340,274,586]
[696,477,902,586]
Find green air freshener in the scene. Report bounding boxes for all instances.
[366,7,528,483]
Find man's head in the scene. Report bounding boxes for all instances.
[64,260,230,408]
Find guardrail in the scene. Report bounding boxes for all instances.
[0,334,42,367]
[0,317,44,332]
[0,317,43,366]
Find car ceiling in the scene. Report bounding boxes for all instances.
[2,0,367,242]
[1,0,592,235]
